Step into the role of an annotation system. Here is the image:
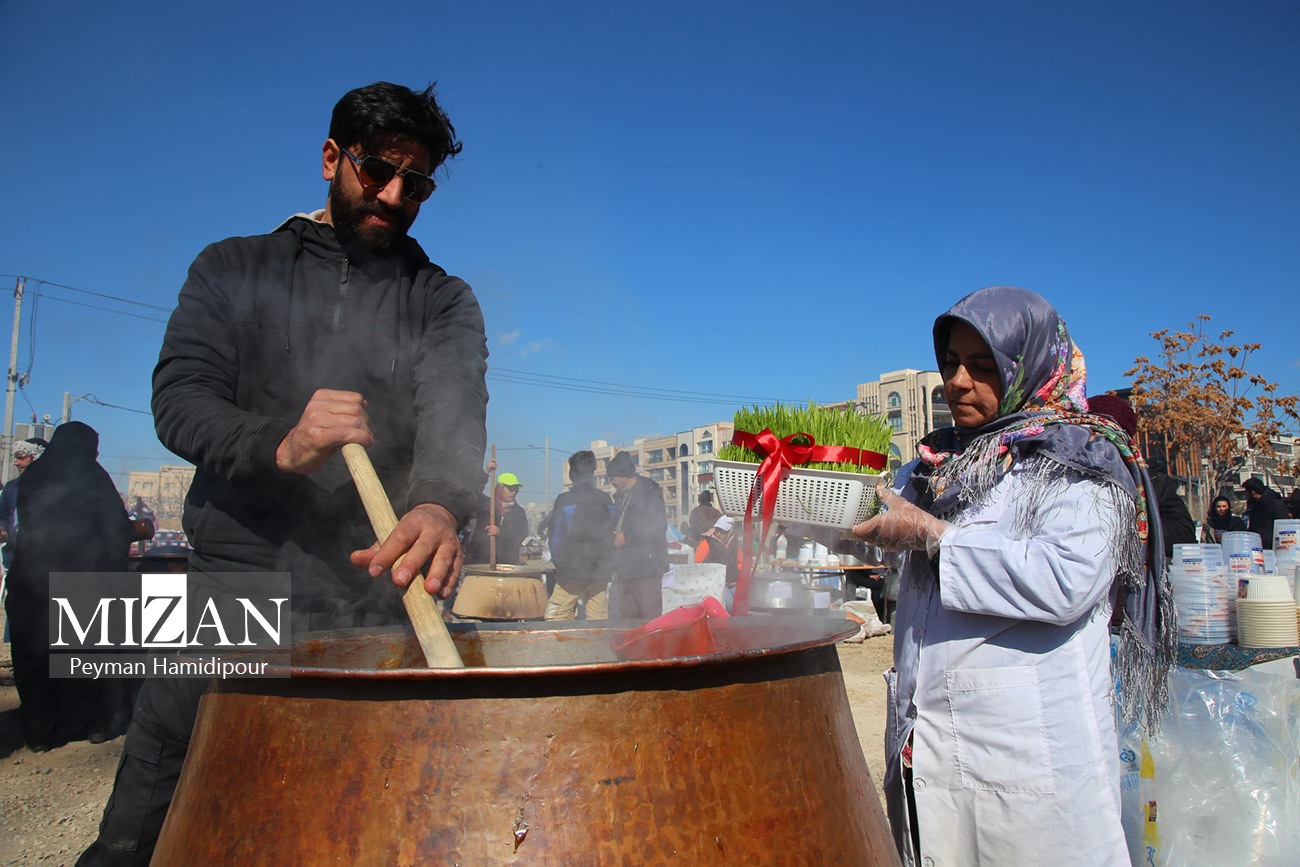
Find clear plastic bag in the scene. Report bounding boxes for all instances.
[1119,660,1300,866]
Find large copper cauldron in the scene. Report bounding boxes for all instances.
[152,617,899,865]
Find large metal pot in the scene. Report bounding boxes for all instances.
[153,617,898,865]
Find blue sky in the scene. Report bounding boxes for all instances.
[2,1,1297,506]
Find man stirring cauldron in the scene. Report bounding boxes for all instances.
[77,82,488,866]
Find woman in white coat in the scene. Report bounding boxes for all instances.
[853,286,1175,866]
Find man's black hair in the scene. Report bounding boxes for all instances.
[330,82,463,171]
[568,450,597,477]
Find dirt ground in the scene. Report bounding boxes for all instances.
[0,612,894,865]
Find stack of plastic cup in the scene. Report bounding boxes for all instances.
[1275,519,1299,556]
[1171,543,1223,575]
[1274,520,1300,634]
[1222,531,1264,577]
[1170,543,1234,645]
[1274,519,1299,591]
[1236,574,1299,648]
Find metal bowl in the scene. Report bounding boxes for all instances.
[749,576,813,612]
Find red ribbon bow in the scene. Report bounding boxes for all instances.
[730,429,885,615]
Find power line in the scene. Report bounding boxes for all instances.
[493,443,587,460]
[80,395,152,415]
[490,365,809,402]
[16,384,37,419]
[0,275,174,313]
[38,294,170,324]
[487,367,824,406]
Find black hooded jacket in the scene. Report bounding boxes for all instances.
[611,476,668,581]
[152,214,488,627]
[8,422,132,604]
[545,478,615,582]
[1245,485,1290,549]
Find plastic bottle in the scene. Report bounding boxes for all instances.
[797,540,815,566]
[775,533,788,561]
[1139,738,1160,862]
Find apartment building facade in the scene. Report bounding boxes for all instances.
[126,464,196,531]
[557,423,734,527]
[855,369,951,469]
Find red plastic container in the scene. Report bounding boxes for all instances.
[612,597,729,660]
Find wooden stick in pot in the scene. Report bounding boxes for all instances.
[342,443,464,669]
[488,444,497,569]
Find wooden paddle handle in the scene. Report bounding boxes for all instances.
[342,443,464,669]
[488,444,497,569]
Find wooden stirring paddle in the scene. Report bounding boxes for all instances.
[488,444,497,569]
[342,443,464,668]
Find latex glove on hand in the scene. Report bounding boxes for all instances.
[851,485,952,559]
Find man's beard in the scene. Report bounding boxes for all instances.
[328,179,413,255]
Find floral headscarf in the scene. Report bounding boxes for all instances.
[916,286,1174,731]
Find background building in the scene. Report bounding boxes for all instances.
[549,423,736,529]
[126,464,195,531]
[855,369,950,469]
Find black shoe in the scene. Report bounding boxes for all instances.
[87,729,113,745]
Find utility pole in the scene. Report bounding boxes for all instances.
[62,391,72,423]
[2,277,24,485]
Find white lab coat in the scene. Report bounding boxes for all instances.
[884,459,1129,867]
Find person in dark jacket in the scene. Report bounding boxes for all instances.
[607,451,668,619]
[78,82,487,867]
[1088,394,1195,556]
[1146,453,1197,556]
[1243,478,1290,549]
[544,451,615,620]
[1202,495,1247,543]
[0,437,46,570]
[465,472,529,565]
[5,423,133,750]
[687,491,722,545]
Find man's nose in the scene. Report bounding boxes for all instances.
[376,174,406,208]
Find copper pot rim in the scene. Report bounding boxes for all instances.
[460,563,554,578]
[220,617,857,680]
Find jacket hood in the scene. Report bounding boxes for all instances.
[273,210,431,270]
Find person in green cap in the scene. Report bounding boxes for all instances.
[465,471,529,564]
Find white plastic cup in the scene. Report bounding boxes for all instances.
[1222,531,1262,553]
[1237,575,1293,601]
[1274,519,1299,552]
[1200,544,1225,571]
[1222,532,1262,575]
[1172,544,1206,574]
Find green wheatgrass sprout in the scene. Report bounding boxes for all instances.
[718,402,892,475]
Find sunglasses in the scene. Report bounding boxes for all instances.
[339,146,437,202]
